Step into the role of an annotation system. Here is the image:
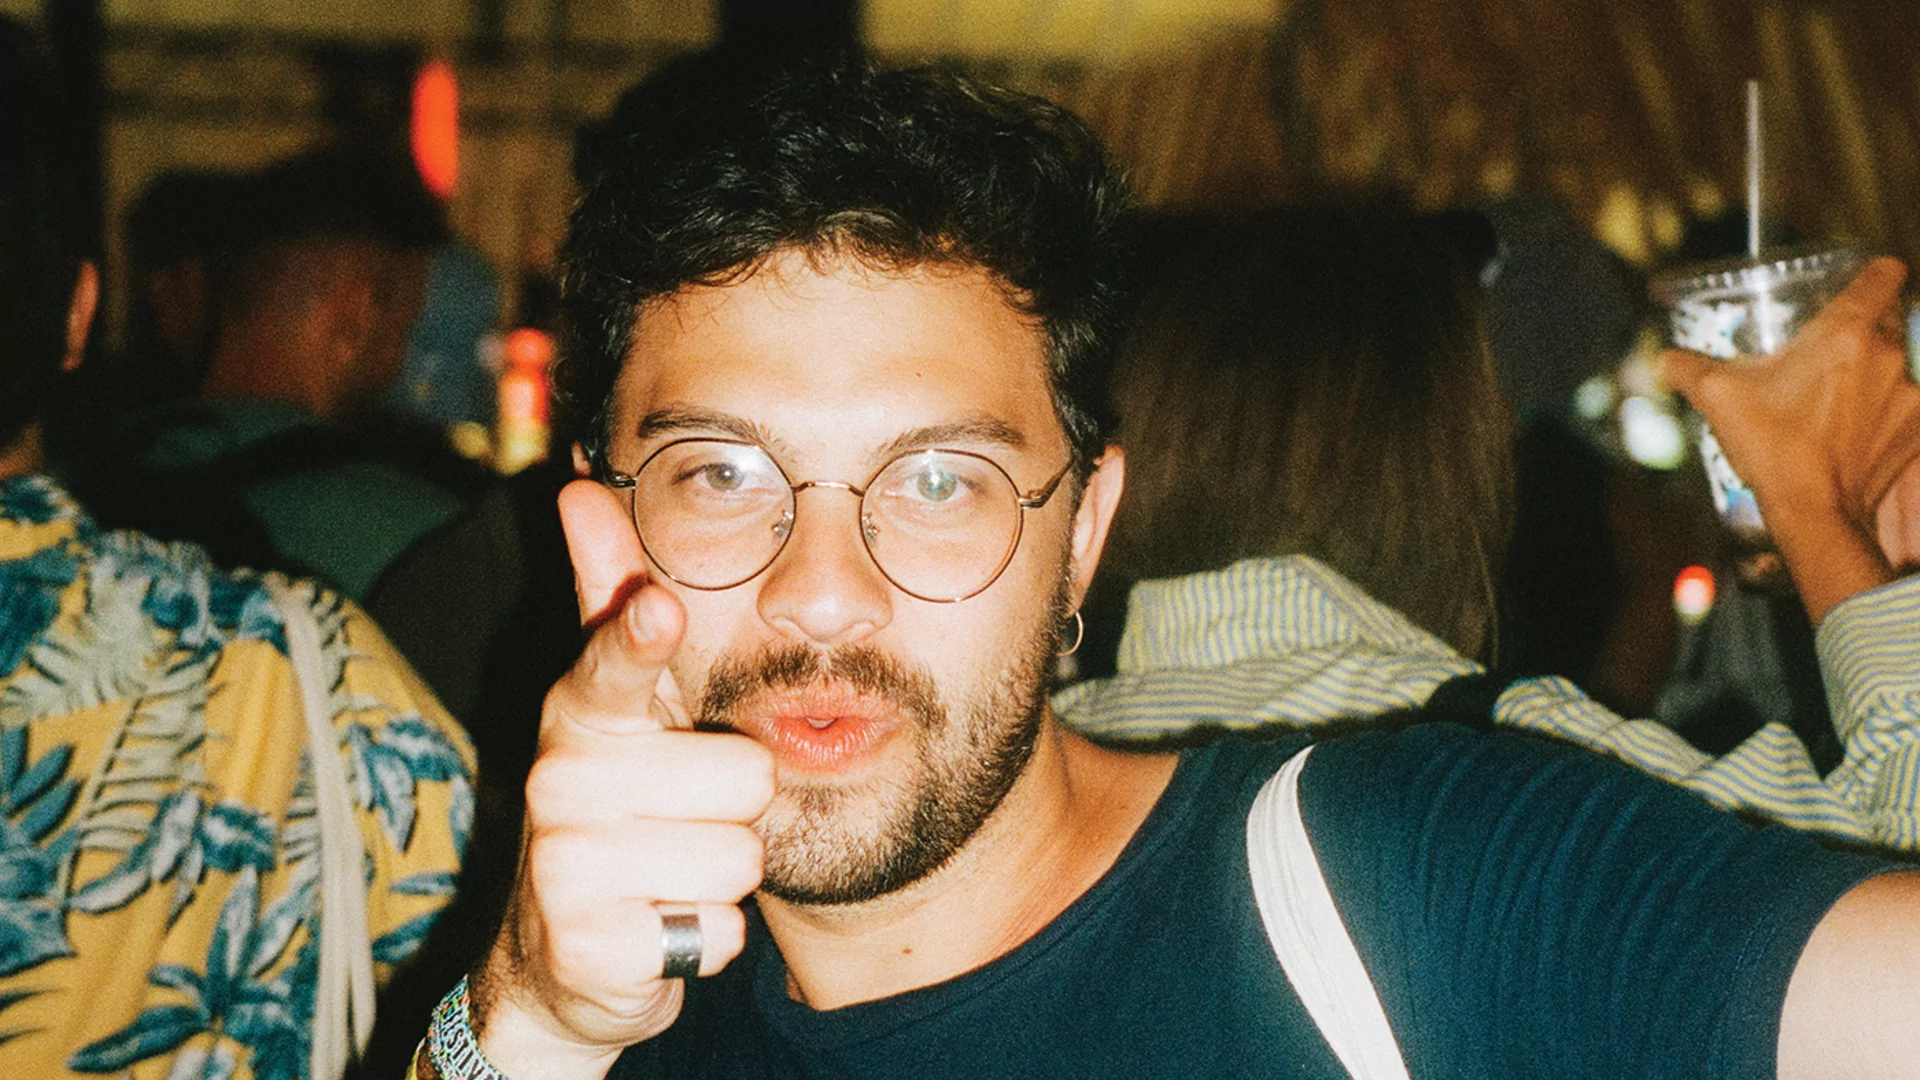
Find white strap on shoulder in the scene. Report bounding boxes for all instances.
[1247,746,1410,1080]
[267,577,376,1080]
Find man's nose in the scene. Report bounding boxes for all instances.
[755,487,892,647]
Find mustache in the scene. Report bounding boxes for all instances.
[693,643,946,731]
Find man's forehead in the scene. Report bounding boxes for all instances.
[612,250,1062,458]
[639,248,1032,329]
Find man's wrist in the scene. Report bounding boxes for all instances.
[1763,496,1897,625]
[469,980,627,1080]
[428,977,509,1080]
[424,976,624,1080]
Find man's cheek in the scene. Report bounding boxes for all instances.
[669,647,717,717]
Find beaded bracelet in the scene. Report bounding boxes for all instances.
[427,976,508,1080]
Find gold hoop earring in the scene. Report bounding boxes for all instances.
[1057,610,1085,657]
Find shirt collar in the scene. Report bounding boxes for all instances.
[1113,555,1457,674]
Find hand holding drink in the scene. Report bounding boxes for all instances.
[463,480,774,1080]
[1660,256,1920,622]
[1654,247,1871,590]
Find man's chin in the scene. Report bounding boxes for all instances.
[755,780,934,906]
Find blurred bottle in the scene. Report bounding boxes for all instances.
[494,255,561,475]
[495,326,553,475]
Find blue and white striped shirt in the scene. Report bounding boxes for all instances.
[1055,555,1920,852]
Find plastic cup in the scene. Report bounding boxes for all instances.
[1652,247,1866,592]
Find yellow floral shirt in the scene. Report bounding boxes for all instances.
[0,475,476,1080]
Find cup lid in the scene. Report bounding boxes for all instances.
[1651,245,1866,305]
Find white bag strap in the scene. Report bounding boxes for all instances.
[267,578,376,1080]
[1247,746,1410,1080]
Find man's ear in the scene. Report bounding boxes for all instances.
[62,261,99,372]
[1066,446,1125,610]
[572,444,593,477]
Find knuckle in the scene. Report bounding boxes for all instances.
[522,754,583,817]
[542,928,614,989]
[707,826,764,899]
[527,829,602,902]
[720,735,779,808]
[702,907,748,971]
[524,831,573,890]
[541,673,590,726]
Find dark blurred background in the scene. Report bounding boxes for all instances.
[13,0,1920,352]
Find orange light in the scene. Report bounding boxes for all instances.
[505,328,554,371]
[1673,565,1716,624]
[411,59,460,199]
[497,328,553,474]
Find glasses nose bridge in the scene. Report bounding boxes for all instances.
[789,477,867,500]
[777,477,877,558]
[763,476,887,609]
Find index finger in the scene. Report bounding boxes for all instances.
[560,478,650,627]
[550,479,691,735]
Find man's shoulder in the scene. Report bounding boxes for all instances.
[1300,721,1625,812]
[1,490,455,728]
[1290,720,1838,884]
[1,478,283,669]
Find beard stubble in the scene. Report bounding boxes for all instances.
[693,581,1069,906]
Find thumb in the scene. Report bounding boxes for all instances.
[1657,346,1719,408]
[559,478,650,627]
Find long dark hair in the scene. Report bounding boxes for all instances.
[1102,204,1513,660]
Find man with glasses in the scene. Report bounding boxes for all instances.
[414,62,1920,1079]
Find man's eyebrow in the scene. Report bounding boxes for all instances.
[633,407,781,449]
[877,417,1028,459]
[634,408,1029,466]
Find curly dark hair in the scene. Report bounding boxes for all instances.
[560,59,1136,476]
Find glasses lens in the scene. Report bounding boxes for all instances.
[863,450,1021,601]
[631,441,791,588]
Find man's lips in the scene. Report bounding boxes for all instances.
[726,686,905,774]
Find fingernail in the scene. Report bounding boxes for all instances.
[626,591,654,643]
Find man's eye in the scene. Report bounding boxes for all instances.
[912,468,962,502]
[672,460,768,496]
[700,463,745,491]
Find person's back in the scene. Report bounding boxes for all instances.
[0,23,476,1078]
[1057,203,1920,853]
[127,396,484,597]
[75,147,487,601]
[0,477,475,1078]
[1088,206,1511,666]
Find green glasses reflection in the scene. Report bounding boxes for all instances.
[606,438,1073,603]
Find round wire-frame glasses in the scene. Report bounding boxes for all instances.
[606,437,1075,603]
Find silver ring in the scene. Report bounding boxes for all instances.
[659,911,702,980]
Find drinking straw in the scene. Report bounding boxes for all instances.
[1747,79,1762,259]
